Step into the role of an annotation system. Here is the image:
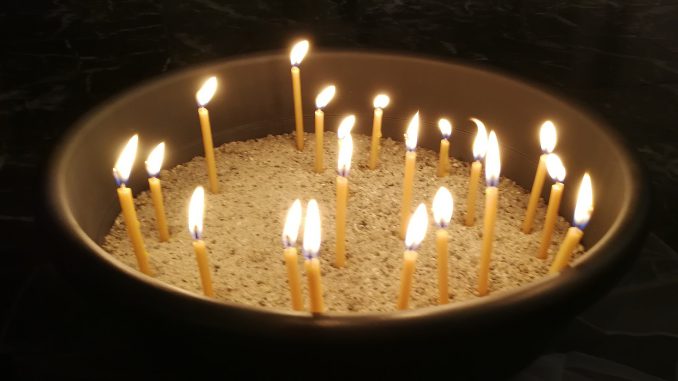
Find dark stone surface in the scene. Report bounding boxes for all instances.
[1,1,677,379]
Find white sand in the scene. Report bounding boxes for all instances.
[103,132,581,313]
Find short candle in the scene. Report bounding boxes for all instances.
[314,85,336,173]
[432,187,454,304]
[303,199,325,313]
[282,199,304,311]
[436,118,452,178]
[537,154,566,259]
[368,94,390,169]
[196,77,220,194]
[477,130,501,296]
[145,142,170,242]
[289,40,310,151]
[400,111,420,238]
[523,121,557,233]
[397,203,429,310]
[335,117,354,267]
[464,118,488,226]
[188,186,214,297]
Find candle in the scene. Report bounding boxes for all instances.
[336,119,354,267]
[537,154,567,259]
[550,173,594,273]
[145,142,170,242]
[196,77,220,194]
[400,111,420,239]
[313,85,336,173]
[522,121,557,233]
[477,131,501,296]
[464,118,488,226]
[368,94,390,169]
[432,187,454,304]
[436,118,453,177]
[290,40,310,151]
[113,135,151,275]
[188,186,214,297]
[282,199,304,311]
[397,203,429,310]
[303,199,324,313]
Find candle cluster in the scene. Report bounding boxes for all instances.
[109,40,596,312]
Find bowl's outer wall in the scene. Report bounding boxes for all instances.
[49,52,648,359]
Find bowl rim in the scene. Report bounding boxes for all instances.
[46,49,651,328]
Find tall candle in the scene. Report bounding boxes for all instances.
[196,77,219,194]
[432,187,454,304]
[465,118,488,226]
[400,112,420,239]
[113,135,151,275]
[368,94,390,169]
[188,186,214,297]
[282,199,304,311]
[436,118,452,178]
[477,131,501,296]
[303,199,324,313]
[550,173,594,273]
[335,123,354,267]
[537,154,566,259]
[397,203,428,310]
[290,40,310,151]
[145,142,169,242]
[314,85,336,173]
[523,121,557,233]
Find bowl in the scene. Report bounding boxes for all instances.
[46,51,649,376]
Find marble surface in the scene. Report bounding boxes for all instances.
[1,1,677,379]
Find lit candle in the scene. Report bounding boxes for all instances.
[145,142,170,242]
[368,94,390,169]
[436,118,453,177]
[464,118,488,226]
[313,85,336,173]
[188,186,214,297]
[432,187,453,304]
[290,40,310,151]
[397,203,428,310]
[282,199,304,311]
[196,77,220,194]
[537,154,566,259]
[113,135,151,275]
[400,111,420,239]
[303,199,324,313]
[550,173,593,273]
[522,121,557,233]
[336,117,354,267]
[477,131,501,296]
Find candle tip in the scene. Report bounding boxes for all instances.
[290,40,310,66]
[471,118,488,160]
[302,199,321,259]
[145,142,165,177]
[485,130,501,186]
[405,111,420,151]
[405,203,429,250]
[573,173,594,229]
[282,199,302,248]
[315,85,336,109]
[113,134,139,186]
[438,118,452,139]
[196,76,218,106]
[432,187,453,228]
[540,121,557,154]
[546,153,566,182]
[373,94,390,109]
[188,186,205,240]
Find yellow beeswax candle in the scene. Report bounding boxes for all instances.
[369,94,390,169]
[550,173,594,273]
[437,118,452,177]
[335,176,348,267]
[537,154,566,259]
[523,121,557,233]
[313,85,335,173]
[196,77,219,193]
[290,40,309,151]
[432,186,454,304]
[477,131,501,296]
[465,118,488,226]
[282,199,304,311]
[397,203,428,310]
[400,112,420,238]
[113,134,150,275]
[302,199,324,314]
[188,186,214,297]
[146,142,169,241]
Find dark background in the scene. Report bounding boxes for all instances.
[1,1,678,379]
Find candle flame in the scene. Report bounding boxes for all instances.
[546,153,566,183]
[315,85,336,109]
[438,118,452,139]
[337,115,356,140]
[471,118,488,160]
[302,199,321,259]
[485,130,501,186]
[145,142,165,177]
[405,203,428,251]
[113,134,139,186]
[432,187,454,228]
[196,76,218,106]
[188,186,205,240]
[290,40,309,66]
[373,94,390,109]
[540,120,557,153]
[573,173,594,230]
[404,111,420,151]
[337,133,353,177]
[282,199,302,248]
